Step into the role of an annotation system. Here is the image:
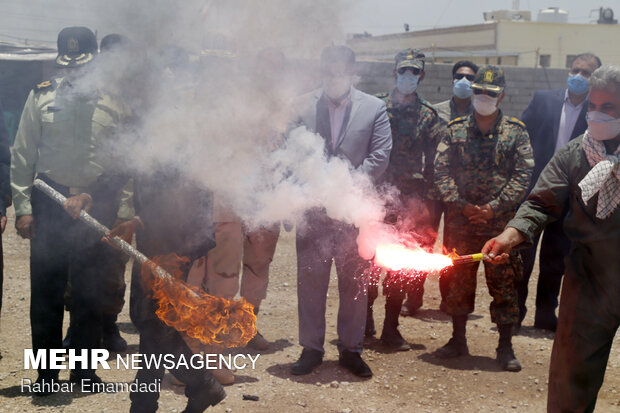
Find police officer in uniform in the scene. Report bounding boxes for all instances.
[11,27,132,392]
[366,49,444,350]
[433,66,534,371]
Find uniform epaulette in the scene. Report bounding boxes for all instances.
[507,117,526,128]
[418,97,438,115]
[35,80,54,91]
[448,116,467,126]
[375,92,389,99]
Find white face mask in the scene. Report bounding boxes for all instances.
[586,111,620,141]
[472,94,498,116]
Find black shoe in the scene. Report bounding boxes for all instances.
[62,326,73,350]
[103,315,128,352]
[380,327,410,351]
[291,349,323,375]
[434,338,469,359]
[70,370,103,392]
[32,375,60,397]
[183,374,227,413]
[338,350,372,378]
[365,308,376,337]
[496,345,522,372]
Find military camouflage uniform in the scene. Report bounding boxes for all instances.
[434,111,533,324]
[368,91,444,304]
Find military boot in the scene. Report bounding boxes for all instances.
[182,372,226,413]
[496,324,522,372]
[380,295,410,351]
[435,315,469,358]
[365,303,376,337]
[103,314,127,353]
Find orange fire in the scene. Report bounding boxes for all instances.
[374,243,454,272]
[142,254,257,348]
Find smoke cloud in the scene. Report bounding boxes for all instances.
[66,0,400,259]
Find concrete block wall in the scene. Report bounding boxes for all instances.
[355,62,571,118]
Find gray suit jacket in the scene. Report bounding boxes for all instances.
[293,87,392,180]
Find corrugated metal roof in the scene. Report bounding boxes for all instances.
[0,42,55,61]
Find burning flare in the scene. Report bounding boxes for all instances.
[142,254,257,348]
[374,243,454,272]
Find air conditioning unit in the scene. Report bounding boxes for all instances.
[483,9,532,22]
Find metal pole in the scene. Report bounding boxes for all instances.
[33,178,178,285]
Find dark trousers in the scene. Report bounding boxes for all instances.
[296,209,369,354]
[517,219,570,324]
[129,320,221,413]
[548,266,619,413]
[30,177,122,378]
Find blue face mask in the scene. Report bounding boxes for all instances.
[396,72,419,95]
[453,77,473,99]
[567,74,589,95]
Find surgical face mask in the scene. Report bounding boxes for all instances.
[472,94,499,116]
[586,111,620,141]
[567,74,589,95]
[396,72,419,95]
[323,76,351,101]
[453,77,473,99]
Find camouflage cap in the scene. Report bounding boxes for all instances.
[395,48,425,71]
[471,65,505,93]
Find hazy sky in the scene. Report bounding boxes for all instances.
[0,0,619,45]
[342,0,620,35]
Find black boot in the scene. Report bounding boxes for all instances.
[496,324,522,372]
[365,303,376,337]
[62,313,75,349]
[435,315,469,358]
[380,295,410,351]
[182,372,226,413]
[103,314,127,353]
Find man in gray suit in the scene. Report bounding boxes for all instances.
[291,46,392,378]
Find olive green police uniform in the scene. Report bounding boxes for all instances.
[11,75,132,383]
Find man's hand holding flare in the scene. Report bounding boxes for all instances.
[481,227,526,264]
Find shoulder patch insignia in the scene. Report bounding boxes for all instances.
[36,80,53,91]
[507,117,526,128]
[448,116,466,126]
[419,98,438,115]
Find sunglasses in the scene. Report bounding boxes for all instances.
[397,67,421,76]
[473,88,501,98]
[454,73,475,81]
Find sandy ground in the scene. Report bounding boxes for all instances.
[0,207,618,413]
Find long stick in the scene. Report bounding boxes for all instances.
[33,178,180,286]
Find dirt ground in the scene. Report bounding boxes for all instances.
[0,207,618,413]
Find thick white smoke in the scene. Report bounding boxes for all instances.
[67,0,400,258]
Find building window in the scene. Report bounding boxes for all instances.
[539,54,551,67]
[566,55,577,68]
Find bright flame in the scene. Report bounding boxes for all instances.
[374,243,453,272]
[142,254,257,348]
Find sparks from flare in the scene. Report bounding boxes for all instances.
[374,243,454,272]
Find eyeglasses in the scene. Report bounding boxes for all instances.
[454,73,475,81]
[473,88,501,98]
[397,67,421,76]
